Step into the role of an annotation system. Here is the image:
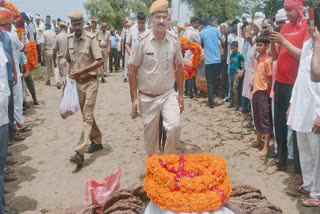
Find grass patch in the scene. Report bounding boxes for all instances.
[31,66,46,81]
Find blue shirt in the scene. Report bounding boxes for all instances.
[110,34,120,49]
[0,30,13,80]
[230,52,245,75]
[200,26,222,64]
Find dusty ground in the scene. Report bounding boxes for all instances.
[5,69,318,214]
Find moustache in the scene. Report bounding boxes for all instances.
[157,24,166,27]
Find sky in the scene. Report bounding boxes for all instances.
[5,0,191,24]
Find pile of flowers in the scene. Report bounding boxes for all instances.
[0,0,25,41]
[25,41,38,72]
[179,37,202,80]
[144,154,232,213]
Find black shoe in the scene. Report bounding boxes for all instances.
[101,79,107,83]
[33,98,39,105]
[110,70,113,73]
[70,152,84,165]
[123,78,128,83]
[227,104,234,108]
[23,101,30,108]
[267,153,278,159]
[209,104,214,108]
[85,142,103,153]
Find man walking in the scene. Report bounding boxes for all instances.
[98,22,110,82]
[56,21,69,85]
[129,0,184,156]
[65,11,103,166]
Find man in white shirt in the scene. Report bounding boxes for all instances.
[287,29,320,206]
[121,20,133,82]
[35,15,45,64]
[125,12,147,82]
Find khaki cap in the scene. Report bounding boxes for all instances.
[68,11,83,21]
[59,21,68,27]
[150,0,168,15]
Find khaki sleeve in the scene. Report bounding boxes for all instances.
[53,36,57,49]
[108,32,111,41]
[90,37,102,60]
[174,39,184,65]
[97,32,102,41]
[129,39,143,66]
[64,38,71,62]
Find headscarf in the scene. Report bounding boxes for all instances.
[35,14,40,20]
[253,18,263,32]
[242,13,252,23]
[284,0,305,28]
[276,9,288,22]
[254,12,265,19]
[0,10,13,25]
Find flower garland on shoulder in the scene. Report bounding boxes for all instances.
[0,0,25,41]
[25,41,38,73]
[144,154,232,213]
[179,37,202,80]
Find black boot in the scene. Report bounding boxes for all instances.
[85,142,103,153]
[70,152,84,165]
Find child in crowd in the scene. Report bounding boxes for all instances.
[247,33,273,157]
[228,41,245,111]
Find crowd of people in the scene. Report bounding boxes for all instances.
[0,0,320,213]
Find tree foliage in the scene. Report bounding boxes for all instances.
[182,0,245,22]
[129,0,172,19]
[84,0,129,28]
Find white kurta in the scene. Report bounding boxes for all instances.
[287,39,320,200]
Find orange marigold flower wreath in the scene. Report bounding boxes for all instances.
[0,0,25,41]
[179,37,202,80]
[144,154,232,213]
[25,41,38,73]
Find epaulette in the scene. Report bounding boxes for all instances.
[85,31,95,39]
[167,29,178,39]
[138,29,151,41]
[67,33,74,39]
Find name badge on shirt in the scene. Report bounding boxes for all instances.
[146,52,154,55]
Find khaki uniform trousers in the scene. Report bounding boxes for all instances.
[44,50,60,83]
[99,47,108,79]
[139,88,181,156]
[75,78,102,155]
[58,57,67,81]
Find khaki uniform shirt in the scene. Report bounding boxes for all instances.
[129,30,184,95]
[90,28,101,41]
[126,24,147,47]
[43,29,56,49]
[98,30,111,47]
[64,30,102,79]
[56,31,69,57]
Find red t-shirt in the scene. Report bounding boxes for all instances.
[276,19,310,85]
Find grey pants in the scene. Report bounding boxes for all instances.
[24,73,37,102]
[8,80,16,140]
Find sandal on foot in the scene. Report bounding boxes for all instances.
[8,141,14,146]
[17,126,32,133]
[287,188,310,197]
[5,168,14,174]
[246,143,260,148]
[293,174,303,185]
[12,134,26,142]
[266,165,286,175]
[302,198,320,207]
[7,160,17,165]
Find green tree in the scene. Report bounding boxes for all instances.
[84,0,130,28]
[182,0,244,22]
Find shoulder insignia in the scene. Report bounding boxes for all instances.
[167,29,178,39]
[138,29,151,41]
[85,31,95,39]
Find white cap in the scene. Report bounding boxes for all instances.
[254,12,265,19]
[276,9,288,22]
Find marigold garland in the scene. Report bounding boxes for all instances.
[144,154,232,213]
[179,37,202,80]
[25,41,38,73]
[0,0,25,41]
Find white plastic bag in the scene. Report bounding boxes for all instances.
[144,201,234,214]
[59,77,80,119]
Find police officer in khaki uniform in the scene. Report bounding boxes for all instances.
[129,0,184,156]
[41,23,61,88]
[56,21,69,83]
[90,17,106,83]
[65,11,103,165]
[98,22,111,79]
